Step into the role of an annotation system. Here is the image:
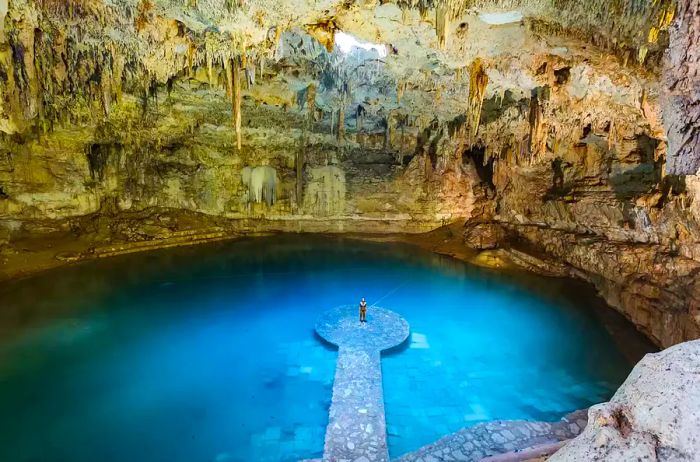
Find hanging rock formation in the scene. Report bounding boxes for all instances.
[241,166,278,207]
[467,58,488,143]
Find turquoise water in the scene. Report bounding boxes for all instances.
[0,235,653,461]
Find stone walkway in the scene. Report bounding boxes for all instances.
[395,410,588,462]
[311,305,587,462]
[315,305,410,462]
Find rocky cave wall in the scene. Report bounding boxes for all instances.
[0,0,698,347]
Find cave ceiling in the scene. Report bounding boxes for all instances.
[0,0,677,141]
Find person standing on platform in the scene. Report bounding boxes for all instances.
[359,298,367,323]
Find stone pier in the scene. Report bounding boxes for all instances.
[315,305,410,462]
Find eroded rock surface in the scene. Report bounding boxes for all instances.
[549,340,700,461]
[662,0,700,175]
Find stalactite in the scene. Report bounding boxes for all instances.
[272,26,283,60]
[528,86,549,162]
[397,80,406,104]
[436,4,449,49]
[224,58,232,100]
[419,4,429,21]
[100,70,111,117]
[232,57,242,151]
[297,129,305,209]
[296,87,308,110]
[608,119,616,151]
[240,39,249,89]
[385,113,394,150]
[401,6,410,24]
[110,44,124,104]
[242,166,277,207]
[245,62,255,87]
[638,45,648,64]
[337,102,345,142]
[331,109,335,136]
[185,42,193,76]
[296,83,315,208]
[467,57,488,142]
[356,105,365,132]
[206,50,214,85]
[306,83,316,122]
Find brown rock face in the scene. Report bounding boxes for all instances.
[473,115,700,346]
[662,0,700,175]
[463,221,506,250]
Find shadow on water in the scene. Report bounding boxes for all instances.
[383,336,411,356]
[313,330,338,352]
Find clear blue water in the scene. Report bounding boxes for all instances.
[0,235,654,461]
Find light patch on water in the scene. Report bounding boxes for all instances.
[479,11,523,25]
[463,403,490,423]
[410,332,430,349]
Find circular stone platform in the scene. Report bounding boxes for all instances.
[315,305,410,462]
[315,305,409,351]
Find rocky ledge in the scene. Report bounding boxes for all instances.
[550,339,700,461]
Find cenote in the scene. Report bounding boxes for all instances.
[0,235,654,461]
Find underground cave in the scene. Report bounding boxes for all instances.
[0,1,699,461]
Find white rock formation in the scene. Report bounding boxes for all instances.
[550,340,700,461]
[241,166,278,207]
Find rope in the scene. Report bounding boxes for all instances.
[368,280,409,308]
